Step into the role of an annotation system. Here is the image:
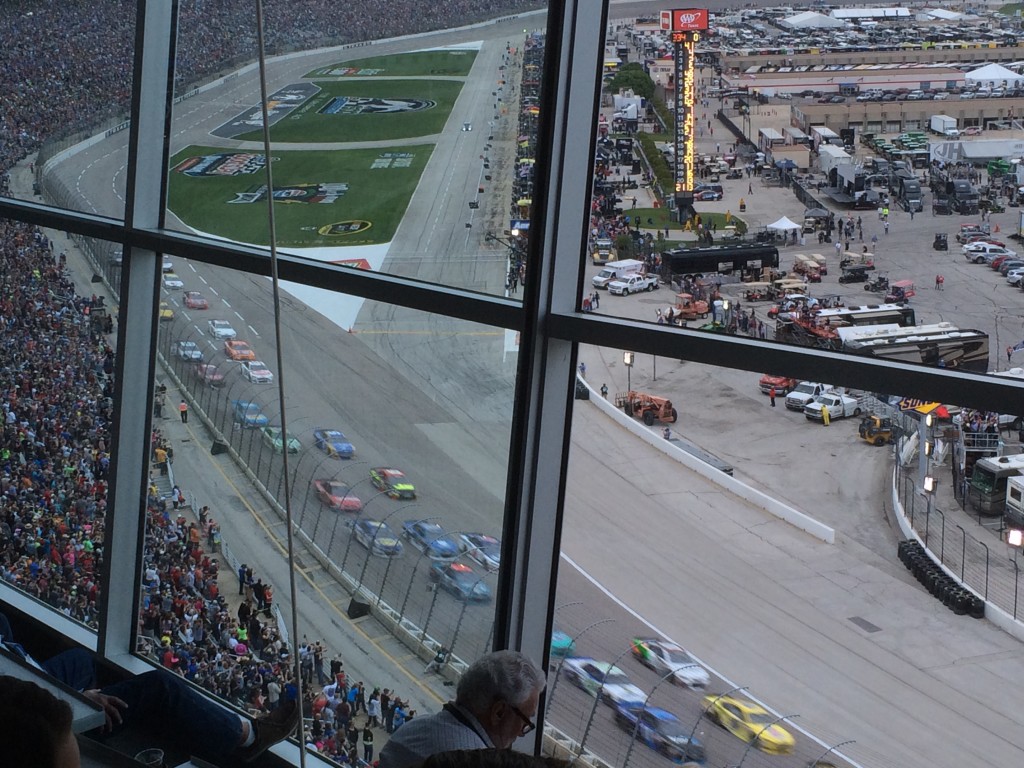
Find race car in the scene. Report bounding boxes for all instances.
[193,363,225,388]
[260,426,301,454]
[163,272,184,290]
[231,399,269,429]
[158,301,175,321]
[313,479,362,512]
[456,533,501,572]
[429,561,492,601]
[313,428,355,459]
[701,693,796,755]
[560,658,646,709]
[370,467,416,499]
[613,703,706,764]
[224,340,256,361]
[207,319,237,340]
[550,631,576,659]
[352,519,403,557]
[402,520,459,560]
[175,340,204,362]
[239,360,273,384]
[630,637,710,689]
[183,291,209,309]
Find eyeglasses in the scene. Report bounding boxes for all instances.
[508,703,536,736]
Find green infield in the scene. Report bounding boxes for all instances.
[235,79,463,143]
[167,145,432,248]
[305,49,477,78]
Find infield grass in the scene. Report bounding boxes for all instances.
[305,49,477,78]
[167,145,432,248]
[235,79,463,143]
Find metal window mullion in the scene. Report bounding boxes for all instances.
[97,0,177,661]
[498,0,606,730]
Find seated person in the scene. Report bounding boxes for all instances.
[0,612,298,764]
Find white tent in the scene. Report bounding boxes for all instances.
[767,216,801,231]
[781,11,846,29]
[966,63,1024,88]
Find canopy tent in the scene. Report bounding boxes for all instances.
[781,11,845,29]
[804,208,829,218]
[966,63,1024,88]
[767,216,801,232]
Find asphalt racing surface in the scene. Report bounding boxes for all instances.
[37,5,1024,768]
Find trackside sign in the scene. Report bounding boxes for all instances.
[661,9,709,31]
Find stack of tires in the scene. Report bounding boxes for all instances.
[898,540,985,619]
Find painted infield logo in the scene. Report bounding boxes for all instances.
[228,183,349,205]
[318,97,437,115]
[173,153,274,177]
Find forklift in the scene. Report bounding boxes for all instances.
[858,415,894,446]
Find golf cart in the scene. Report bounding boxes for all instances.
[838,265,872,284]
[885,280,916,304]
[864,273,889,292]
[933,233,948,251]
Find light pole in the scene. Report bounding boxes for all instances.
[624,350,634,395]
[546,617,616,718]
[578,645,636,757]
[338,489,393,574]
[306,461,367,538]
[368,504,420,598]
[397,519,446,616]
[623,667,692,768]
[687,686,747,748]
[448,572,493,657]
[735,713,798,767]
[923,474,936,547]
[808,739,856,768]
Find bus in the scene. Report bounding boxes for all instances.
[969,453,1024,516]
[837,322,990,372]
[663,244,779,278]
[814,303,916,328]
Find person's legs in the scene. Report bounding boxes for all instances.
[42,648,96,691]
[101,671,243,762]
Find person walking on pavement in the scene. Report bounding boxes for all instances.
[179,399,188,423]
[769,387,776,407]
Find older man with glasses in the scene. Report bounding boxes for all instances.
[380,650,545,768]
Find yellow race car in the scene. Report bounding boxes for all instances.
[701,694,795,755]
[158,301,175,321]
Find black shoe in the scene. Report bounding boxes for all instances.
[236,700,299,763]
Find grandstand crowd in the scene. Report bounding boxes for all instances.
[1,0,534,757]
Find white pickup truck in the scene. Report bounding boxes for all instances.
[804,392,866,421]
[608,273,659,296]
[784,381,834,411]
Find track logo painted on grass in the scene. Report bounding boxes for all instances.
[228,183,349,205]
[316,220,373,236]
[318,97,436,115]
[173,152,274,177]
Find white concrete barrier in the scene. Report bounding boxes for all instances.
[580,376,835,544]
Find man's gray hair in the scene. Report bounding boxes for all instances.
[456,650,545,712]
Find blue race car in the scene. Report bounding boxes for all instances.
[429,562,492,602]
[402,520,459,560]
[614,703,706,764]
[352,519,403,557]
[231,399,269,429]
[313,428,354,459]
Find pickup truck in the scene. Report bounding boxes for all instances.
[804,392,865,421]
[758,374,798,395]
[608,273,659,296]
[785,381,834,411]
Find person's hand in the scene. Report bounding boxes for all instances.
[82,689,128,732]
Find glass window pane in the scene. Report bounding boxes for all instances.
[9,7,136,217]
[0,221,121,632]
[166,9,546,298]
[143,264,513,725]
[554,341,1024,768]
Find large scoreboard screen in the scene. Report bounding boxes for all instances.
[662,10,708,216]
